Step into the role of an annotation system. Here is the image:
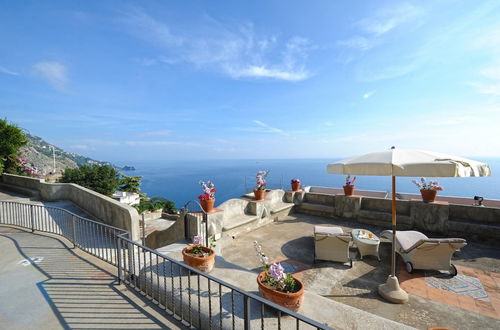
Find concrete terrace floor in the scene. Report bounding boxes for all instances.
[222,213,500,330]
[0,226,185,330]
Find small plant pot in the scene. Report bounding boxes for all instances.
[200,198,215,213]
[182,245,216,273]
[291,182,301,192]
[254,189,266,201]
[343,185,355,196]
[420,189,437,203]
[257,271,304,312]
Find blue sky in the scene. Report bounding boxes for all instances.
[2,0,500,162]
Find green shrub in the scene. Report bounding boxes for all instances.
[59,165,120,196]
[134,197,176,214]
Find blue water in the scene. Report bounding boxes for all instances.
[125,158,500,208]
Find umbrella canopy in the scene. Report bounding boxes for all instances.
[327,149,491,177]
[327,148,491,303]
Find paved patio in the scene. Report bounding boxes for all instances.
[222,213,500,330]
[0,227,184,329]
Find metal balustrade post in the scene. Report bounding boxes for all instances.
[71,215,77,249]
[116,235,122,285]
[243,295,250,330]
[203,211,209,247]
[30,204,34,232]
[141,213,146,246]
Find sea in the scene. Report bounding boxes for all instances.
[124,158,500,209]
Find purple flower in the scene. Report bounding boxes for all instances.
[269,263,285,281]
[193,235,203,245]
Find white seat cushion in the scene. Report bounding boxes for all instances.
[314,226,343,235]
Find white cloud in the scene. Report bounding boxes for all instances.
[120,8,183,48]
[357,3,423,37]
[474,29,500,52]
[468,81,500,96]
[137,129,173,137]
[363,90,376,99]
[338,3,423,52]
[125,140,200,147]
[228,65,309,81]
[337,36,377,51]
[122,9,312,81]
[69,144,95,151]
[33,61,68,91]
[0,66,19,76]
[252,120,288,136]
[79,139,121,146]
[356,61,419,82]
[480,66,500,80]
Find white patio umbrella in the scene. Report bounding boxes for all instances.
[327,147,491,303]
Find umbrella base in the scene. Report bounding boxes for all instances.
[378,275,408,304]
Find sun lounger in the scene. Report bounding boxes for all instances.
[314,226,352,267]
[381,230,466,276]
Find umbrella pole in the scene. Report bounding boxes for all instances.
[391,175,396,277]
[378,175,408,303]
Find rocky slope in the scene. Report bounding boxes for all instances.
[19,132,115,176]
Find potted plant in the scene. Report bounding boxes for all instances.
[182,235,216,273]
[253,241,304,311]
[254,170,269,200]
[412,177,443,202]
[343,175,356,196]
[198,180,216,213]
[290,178,301,192]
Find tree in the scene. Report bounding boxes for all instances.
[0,119,28,173]
[119,174,142,193]
[59,165,120,196]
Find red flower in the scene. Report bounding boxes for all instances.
[198,193,211,201]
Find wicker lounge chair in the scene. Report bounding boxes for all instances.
[381,230,466,276]
[314,226,352,267]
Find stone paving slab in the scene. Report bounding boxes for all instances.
[221,213,500,330]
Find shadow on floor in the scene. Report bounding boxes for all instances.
[1,227,183,329]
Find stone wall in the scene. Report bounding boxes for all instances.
[297,186,500,241]
[2,173,140,240]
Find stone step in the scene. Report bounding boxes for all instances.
[447,219,500,241]
[296,202,335,217]
[270,202,294,214]
[222,215,260,231]
[358,209,412,226]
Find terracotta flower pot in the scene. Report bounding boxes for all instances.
[200,198,215,213]
[291,182,301,192]
[420,189,437,203]
[257,271,304,312]
[343,185,355,196]
[254,189,266,201]
[182,245,216,273]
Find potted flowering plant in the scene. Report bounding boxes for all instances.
[182,235,216,273]
[412,177,443,203]
[254,170,269,200]
[253,241,304,311]
[198,180,216,213]
[343,175,356,196]
[290,178,301,192]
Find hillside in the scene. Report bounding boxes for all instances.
[19,131,116,177]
